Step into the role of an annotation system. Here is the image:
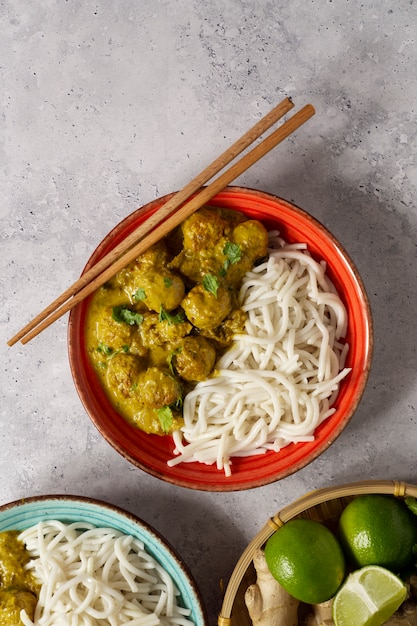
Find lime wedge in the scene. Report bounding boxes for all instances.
[332,565,408,626]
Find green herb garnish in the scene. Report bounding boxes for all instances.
[224,242,241,264]
[156,406,174,433]
[132,287,146,302]
[164,277,173,288]
[220,242,242,276]
[159,305,185,325]
[112,306,144,326]
[202,274,220,297]
[98,344,129,365]
[108,345,129,360]
[172,395,183,410]
[97,342,113,356]
[167,347,182,375]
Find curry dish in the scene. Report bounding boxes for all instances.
[0,531,39,625]
[86,206,268,435]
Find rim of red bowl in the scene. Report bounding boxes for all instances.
[68,186,373,492]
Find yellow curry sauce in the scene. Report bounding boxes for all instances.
[0,531,39,625]
[86,206,268,435]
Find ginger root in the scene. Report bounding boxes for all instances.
[244,552,417,626]
[300,599,333,625]
[245,548,299,626]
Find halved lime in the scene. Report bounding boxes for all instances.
[332,565,408,626]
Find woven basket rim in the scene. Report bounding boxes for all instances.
[218,479,417,625]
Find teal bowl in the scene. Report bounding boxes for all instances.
[0,494,208,625]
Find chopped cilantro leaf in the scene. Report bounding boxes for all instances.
[156,406,174,433]
[223,242,241,265]
[221,242,242,274]
[112,306,144,326]
[97,342,113,356]
[172,395,183,410]
[167,347,182,375]
[97,344,129,366]
[164,277,173,287]
[107,345,130,361]
[159,305,185,325]
[202,274,220,297]
[133,287,146,302]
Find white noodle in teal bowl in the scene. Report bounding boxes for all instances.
[0,495,207,625]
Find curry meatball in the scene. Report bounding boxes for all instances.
[138,367,182,409]
[0,531,38,625]
[132,405,183,435]
[224,220,269,285]
[181,284,232,330]
[139,312,192,350]
[200,308,247,347]
[88,305,147,357]
[130,240,169,271]
[173,336,216,382]
[110,241,169,289]
[182,207,231,252]
[170,208,232,283]
[134,268,185,313]
[0,590,37,623]
[105,353,142,398]
[232,219,268,258]
[92,285,132,308]
[92,306,133,349]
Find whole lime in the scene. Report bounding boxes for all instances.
[338,495,417,572]
[264,518,346,604]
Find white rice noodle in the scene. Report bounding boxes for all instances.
[168,232,351,477]
[18,520,194,626]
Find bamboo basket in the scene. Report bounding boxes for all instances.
[218,480,417,626]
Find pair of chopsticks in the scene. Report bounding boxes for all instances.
[8,97,315,347]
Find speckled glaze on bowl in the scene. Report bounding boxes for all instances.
[68,186,373,492]
[0,494,208,625]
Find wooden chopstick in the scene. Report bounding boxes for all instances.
[9,101,314,346]
[8,97,294,348]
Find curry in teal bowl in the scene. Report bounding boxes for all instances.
[0,494,208,625]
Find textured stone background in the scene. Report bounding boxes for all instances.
[1,1,417,623]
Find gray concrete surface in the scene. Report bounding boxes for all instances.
[1,1,417,623]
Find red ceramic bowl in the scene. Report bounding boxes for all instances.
[68,187,373,491]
